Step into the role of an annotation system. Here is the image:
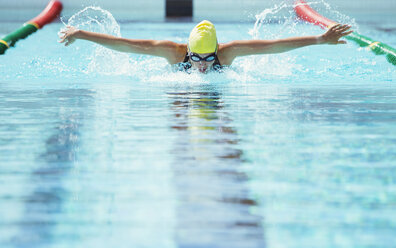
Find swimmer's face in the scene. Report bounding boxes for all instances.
[189,52,216,73]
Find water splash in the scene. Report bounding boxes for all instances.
[242,0,364,79]
[249,0,359,40]
[249,2,293,40]
[64,6,121,36]
[306,0,358,31]
[61,6,132,75]
[243,2,301,77]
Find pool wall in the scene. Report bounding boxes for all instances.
[0,0,395,22]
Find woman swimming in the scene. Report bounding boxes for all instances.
[59,20,352,73]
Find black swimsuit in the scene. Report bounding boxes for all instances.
[174,53,224,73]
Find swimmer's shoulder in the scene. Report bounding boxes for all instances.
[217,43,235,66]
[173,43,188,64]
[163,42,187,65]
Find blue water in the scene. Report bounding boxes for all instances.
[0,3,396,248]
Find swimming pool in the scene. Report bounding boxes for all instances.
[1,3,396,248]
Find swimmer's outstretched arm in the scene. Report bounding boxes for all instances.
[219,24,353,65]
[59,26,186,64]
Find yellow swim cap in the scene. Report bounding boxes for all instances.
[188,20,217,54]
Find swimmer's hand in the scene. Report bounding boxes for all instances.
[319,24,353,45]
[58,26,80,46]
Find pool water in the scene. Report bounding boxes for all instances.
[0,3,396,248]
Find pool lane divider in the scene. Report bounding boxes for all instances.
[0,0,63,55]
[294,0,396,66]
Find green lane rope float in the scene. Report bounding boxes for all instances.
[0,0,63,55]
[294,0,396,66]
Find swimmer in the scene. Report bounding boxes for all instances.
[59,20,352,73]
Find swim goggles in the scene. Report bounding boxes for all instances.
[189,53,216,62]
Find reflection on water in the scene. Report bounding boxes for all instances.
[1,81,395,247]
[7,89,88,247]
[168,90,265,248]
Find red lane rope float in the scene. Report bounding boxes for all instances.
[0,0,63,55]
[294,0,335,28]
[28,0,63,29]
[294,0,396,66]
